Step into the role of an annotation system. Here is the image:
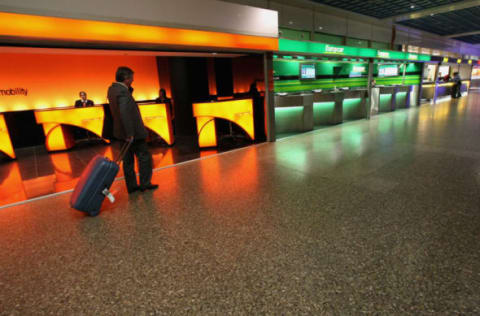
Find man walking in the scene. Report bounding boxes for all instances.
[107,66,158,193]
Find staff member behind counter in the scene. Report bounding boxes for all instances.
[73,91,95,141]
[74,91,94,108]
[155,88,175,136]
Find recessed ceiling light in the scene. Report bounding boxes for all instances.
[318,26,323,30]
[410,5,415,9]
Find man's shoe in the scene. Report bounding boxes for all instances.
[127,186,140,194]
[140,184,159,192]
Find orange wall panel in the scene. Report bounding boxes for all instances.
[232,56,265,94]
[0,53,159,112]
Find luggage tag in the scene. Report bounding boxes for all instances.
[102,188,116,203]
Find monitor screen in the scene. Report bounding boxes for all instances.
[349,65,366,78]
[423,64,437,82]
[378,64,398,77]
[472,66,480,80]
[300,64,316,80]
[438,65,450,78]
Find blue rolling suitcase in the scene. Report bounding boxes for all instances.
[70,141,131,216]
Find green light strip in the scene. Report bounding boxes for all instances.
[275,106,304,111]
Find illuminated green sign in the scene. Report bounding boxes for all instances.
[278,39,431,61]
[377,51,390,58]
[408,54,418,60]
[325,45,345,54]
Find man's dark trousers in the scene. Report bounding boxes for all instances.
[120,139,153,191]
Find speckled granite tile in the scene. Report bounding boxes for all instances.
[1,95,480,314]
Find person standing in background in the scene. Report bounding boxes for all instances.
[156,88,175,136]
[74,91,94,107]
[107,66,158,194]
[452,72,462,99]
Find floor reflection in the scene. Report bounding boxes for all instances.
[0,137,254,208]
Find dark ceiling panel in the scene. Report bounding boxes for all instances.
[451,34,480,44]
[398,6,480,41]
[309,0,465,19]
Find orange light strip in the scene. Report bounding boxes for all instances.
[34,104,173,151]
[0,12,278,51]
[0,114,16,159]
[193,99,255,148]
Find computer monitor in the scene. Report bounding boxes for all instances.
[438,65,450,78]
[378,64,398,77]
[300,64,316,80]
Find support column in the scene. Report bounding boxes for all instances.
[366,58,374,119]
[264,52,275,142]
[417,63,425,106]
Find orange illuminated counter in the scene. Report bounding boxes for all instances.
[193,99,255,148]
[34,103,174,151]
[0,114,15,159]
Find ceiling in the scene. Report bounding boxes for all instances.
[309,0,465,19]
[308,0,480,44]
[398,5,480,43]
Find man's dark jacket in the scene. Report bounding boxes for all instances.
[106,82,148,140]
[74,99,94,107]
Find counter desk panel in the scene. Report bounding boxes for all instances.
[34,103,174,152]
[274,94,313,135]
[193,99,255,148]
[0,114,15,159]
[422,81,470,103]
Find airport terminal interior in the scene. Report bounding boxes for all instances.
[1,0,480,313]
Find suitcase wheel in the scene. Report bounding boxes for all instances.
[88,209,101,217]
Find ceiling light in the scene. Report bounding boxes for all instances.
[318,26,323,30]
[410,5,415,9]
[289,21,293,25]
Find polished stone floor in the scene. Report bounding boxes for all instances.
[0,135,253,208]
[1,95,480,314]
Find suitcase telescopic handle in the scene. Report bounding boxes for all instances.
[115,139,134,164]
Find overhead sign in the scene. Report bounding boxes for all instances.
[325,45,345,54]
[408,54,418,60]
[378,51,390,58]
[278,39,431,61]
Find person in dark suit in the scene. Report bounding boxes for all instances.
[452,72,462,99]
[74,91,94,107]
[155,88,175,135]
[107,66,158,194]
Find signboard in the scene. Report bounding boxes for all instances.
[279,39,431,61]
[408,54,418,60]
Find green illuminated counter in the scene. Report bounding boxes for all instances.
[313,89,368,124]
[394,85,412,109]
[274,93,314,134]
[275,89,369,135]
[342,90,368,120]
[370,85,417,115]
[313,90,343,125]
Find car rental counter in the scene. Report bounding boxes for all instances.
[274,88,369,134]
[370,84,418,115]
[34,102,174,151]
